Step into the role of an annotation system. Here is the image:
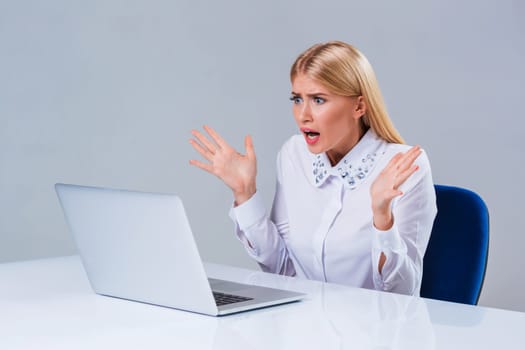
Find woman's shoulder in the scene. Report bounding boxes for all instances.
[379,143,433,199]
[275,134,313,179]
[384,142,432,171]
[279,134,308,158]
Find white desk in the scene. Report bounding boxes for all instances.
[1,256,524,349]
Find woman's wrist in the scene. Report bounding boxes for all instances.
[373,210,394,231]
[233,184,256,207]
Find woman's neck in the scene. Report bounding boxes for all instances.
[326,125,368,166]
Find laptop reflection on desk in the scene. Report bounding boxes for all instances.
[55,183,304,316]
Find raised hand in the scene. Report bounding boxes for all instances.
[189,125,257,206]
[370,145,422,230]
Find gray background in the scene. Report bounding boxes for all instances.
[1,0,524,311]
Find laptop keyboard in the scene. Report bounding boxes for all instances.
[213,291,253,306]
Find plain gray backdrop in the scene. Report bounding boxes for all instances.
[1,0,524,311]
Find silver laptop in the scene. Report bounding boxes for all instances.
[55,183,304,316]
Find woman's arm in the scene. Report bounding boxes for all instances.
[370,148,437,295]
[230,178,295,275]
[190,126,295,275]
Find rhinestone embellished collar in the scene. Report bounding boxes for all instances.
[311,128,387,190]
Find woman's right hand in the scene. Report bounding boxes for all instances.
[189,125,257,206]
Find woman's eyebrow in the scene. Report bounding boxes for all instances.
[291,91,329,97]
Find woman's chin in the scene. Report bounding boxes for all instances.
[306,143,324,155]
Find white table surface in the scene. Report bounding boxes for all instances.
[1,255,524,349]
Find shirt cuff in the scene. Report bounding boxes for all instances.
[229,191,267,231]
[373,224,407,254]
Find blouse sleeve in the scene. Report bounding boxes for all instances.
[228,150,296,276]
[371,151,437,295]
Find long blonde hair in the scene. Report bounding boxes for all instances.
[290,41,404,144]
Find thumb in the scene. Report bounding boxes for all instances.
[389,189,403,199]
[245,135,256,160]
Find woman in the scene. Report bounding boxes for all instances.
[189,41,437,295]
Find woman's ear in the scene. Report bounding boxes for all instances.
[353,96,367,119]
[356,96,366,115]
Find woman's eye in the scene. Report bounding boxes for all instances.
[313,97,325,105]
[289,96,302,104]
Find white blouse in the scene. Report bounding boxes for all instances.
[229,129,437,295]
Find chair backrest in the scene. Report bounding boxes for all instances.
[420,185,489,305]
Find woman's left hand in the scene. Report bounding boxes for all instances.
[370,145,422,230]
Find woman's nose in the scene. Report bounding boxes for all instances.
[298,102,313,122]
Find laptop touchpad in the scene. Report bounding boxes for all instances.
[208,278,251,293]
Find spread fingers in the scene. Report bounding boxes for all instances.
[191,129,219,155]
[189,139,214,161]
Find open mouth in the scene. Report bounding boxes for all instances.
[304,131,320,139]
[301,128,320,145]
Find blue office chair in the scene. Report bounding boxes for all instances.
[420,185,489,305]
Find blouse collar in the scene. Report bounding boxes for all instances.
[310,128,387,190]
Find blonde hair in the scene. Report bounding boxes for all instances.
[290,41,404,144]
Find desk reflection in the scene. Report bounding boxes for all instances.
[210,270,435,350]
